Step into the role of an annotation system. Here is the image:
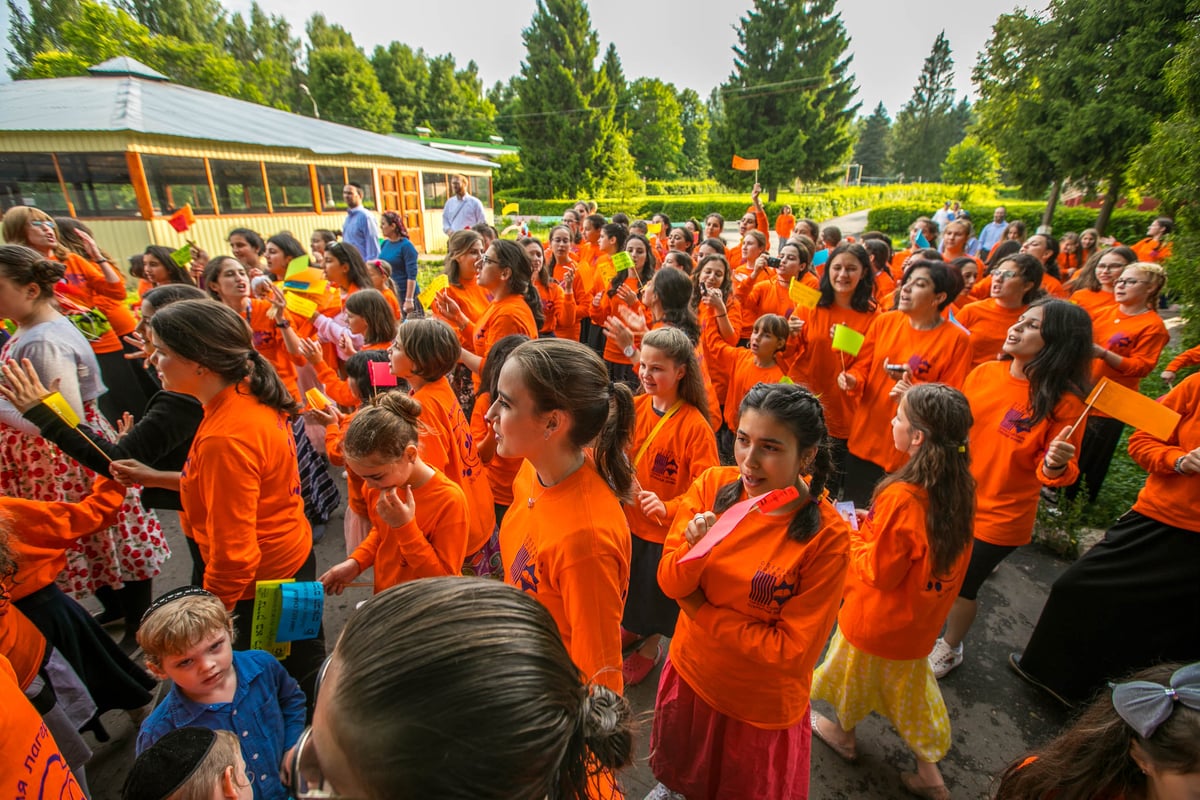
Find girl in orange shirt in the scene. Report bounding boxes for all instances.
[389,318,497,576]
[775,205,796,241]
[667,224,694,258]
[520,236,575,339]
[298,289,396,407]
[735,239,816,324]
[862,238,897,309]
[1057,231,1083,276]
[1065,246,1133,320]
[590,225,649,387]
[651,212,672,262]
[545,225,587,341]
[471,334,530,525]
[693,248,742,351]
[838,261,972,507]
[1071,261,1170,503]
[365,258,401,319]
[1018,233,1068,298]
[487,338,635,695]
[649,383,849,800]
[319,392,470,595]
[621,327,719,687]
[946,256,981,310]
[956,252,1043,368]
[705,312,789,433]
[314,242,375,361]
[434,230,489,412]
[931,299,1093,679]
[940,219,984,274]
[812,383,976,800]
[784,243,878,496]
[1162,342,1200,385]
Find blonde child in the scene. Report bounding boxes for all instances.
[810,384,976,800]
[702,311,789,462]
[135,588,305,800]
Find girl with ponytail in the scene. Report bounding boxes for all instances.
[146,299,325,702]
[811,383,976,800]
[318,392,470,594]
[649,382,850,799]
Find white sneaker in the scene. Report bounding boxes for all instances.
[929,638,963,678]
[644,783,687,800]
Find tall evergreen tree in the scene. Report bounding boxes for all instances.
[890,31,968,181]
[225,3,303,112]
[854,101,891,177]
[601,42,629,130]
[118,0,226,44]
[515,0,619,197]
[486,76,521,143]
[708,0,859,198]
[677,88,711,179]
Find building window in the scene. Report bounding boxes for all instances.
[265,163,314,212]
[209,159,269,214]
[0,153,69,216]
[468,174,492,207]
[55,153,140,218]
[422,172,447,209]
[316,166,346,211]
[346,168,376,209]
[142,155,215,215]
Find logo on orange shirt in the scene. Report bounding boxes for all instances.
[1106,332,1132,353]
[906,354,933,378]
[998,406,1035,442]
[650,452,679,481]
[748,565,798,613]
[510,540,539,593]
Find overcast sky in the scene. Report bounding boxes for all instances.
[5,0,1043,116]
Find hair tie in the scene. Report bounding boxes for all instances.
[957,444,966,453]
[1111,662,1200,739]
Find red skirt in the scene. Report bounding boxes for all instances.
[649,658,812,799]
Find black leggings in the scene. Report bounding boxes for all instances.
[957,539,1019,601]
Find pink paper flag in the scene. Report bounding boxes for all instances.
[368,361,398,387]
[679,486,800,563]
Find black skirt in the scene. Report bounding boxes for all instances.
[621,536,679,638]
[1017,510,1200,705]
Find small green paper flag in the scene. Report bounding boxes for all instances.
[285,255,310,280]
[170,244,192,267]
[612,251,634,271]
[831,324,865,356]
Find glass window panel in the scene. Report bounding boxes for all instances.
[209,159,269,214]
[422,172,447,209]
[316,165,346,211]
[142,155,215,215]
[265,163,314,212]
[0,153,69,216]
[56,153,140,218]
[468,175,492,207]
[345,168,375,209]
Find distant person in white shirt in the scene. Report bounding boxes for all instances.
[932,201,952,231]
[441,174,487,235]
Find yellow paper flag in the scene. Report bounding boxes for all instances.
[788,279,821,310]
[43,391,80,428]
[251,579,293,659]
[646,222,662,235]
[1085,379,1181,441]
[285,255,310,280]
[501,202,519,215]
[285,292,319,318]
[170,243,192,267]
[304,387,329,411]
[418,274,449,310]
[611,251,634,271]
[732,155,760,171]
[831,324,866,356]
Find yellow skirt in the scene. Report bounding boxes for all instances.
[811,627,951,762]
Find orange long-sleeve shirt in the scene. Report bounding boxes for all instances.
[699,299,742,407]
[845,311,972,473]
[466,295,539,389]
[1166,344,1200,374]
[972,272,1067,301]
[243,298,304,402]
[775,213,796,241]
[735,276,799,324]
[702,321,785,431]
[1130,237,1172,264]
[957,298,1026,368]
[1091,308,1170,394]
[964,361,1083,546]
[1128,373,1200,533]
[873,269,897,309]
[0,602,45,691]
[435,279,491,349]
[0,655,82,798]
[471,391,522,507]
[1071,288,1118,320]
[783,303,877,440]
[501,457,631,694]
[55,252,128,354]
[325,412,368,516]
[350,470,470,591]
[1,476,126,602]
[837,481,972,660]
[411,377,496,555]
[550,257,587,340]
[535,280,575,337]
[179,383,311,608]
[625,395,719,545]
[590,274,649,364]
[658,467,849,728]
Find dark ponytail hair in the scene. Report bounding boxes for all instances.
[0,244,65,299]
[650,266,700,345]
[325,242,373,291]
[149,299,299,414]
[491,239,545,331]
[714,383,834,543]
[508,339,636,502]
[481,334,531,400]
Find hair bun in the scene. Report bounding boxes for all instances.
[33,257,66,288]
[374,390,422,422]
[581,685,634,770]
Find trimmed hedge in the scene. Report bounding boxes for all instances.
[867,201,1158,245]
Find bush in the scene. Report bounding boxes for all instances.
[643,180,725,196]
[867,201,1158,243]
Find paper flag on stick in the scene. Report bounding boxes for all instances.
[284,292,318,318]
[368,361,398,387]
[611,251,634,271]
[285,255,310,280]
[167,204,195,233]
[251,579,293,659]
[43,391,81,428]
[680,486,800,563]
[646,222,662,235]
[170,243,192,267]
[788,279,821,310]
[731,155,760,171]
[417,273,449,310]
[304,387,329,411]
[501,202,519,215]
[831,324,865,356]
[915,230,931,248]
[1083,378,1181,441]
[276,582,324,642]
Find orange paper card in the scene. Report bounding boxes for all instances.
[1086,379,1181,441]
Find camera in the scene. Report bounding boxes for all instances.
[765,256,782,268]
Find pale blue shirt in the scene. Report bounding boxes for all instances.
[343,205,380,261]
[978,221,1008,253]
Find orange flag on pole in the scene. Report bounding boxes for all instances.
[731,155,760,171]
[167,204,196,233]
[1082,378,1181,441]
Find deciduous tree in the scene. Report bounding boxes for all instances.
[891,31,969,181]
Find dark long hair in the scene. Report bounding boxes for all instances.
[608,230,651,298]
[144,245,195,286]
[818,242,876,312]
[691,253,732,311]
[874,384,975,577]
[1064,245,1136,294]
[325,242,373,291]
[1014,298,1093,426]
[491,239,545,331]
[713,383,834,543]
[650,266,700,345]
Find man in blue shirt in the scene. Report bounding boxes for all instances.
[441,174,487,234]
[342,183,380,261]
[977,206,1009,258]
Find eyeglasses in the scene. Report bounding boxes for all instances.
[993,270,1020,281]
[480,254,496,266]
[1095,263,1125,271]
[290,657,360,799]
[29,220,54,229]
[1113,278,1149,287]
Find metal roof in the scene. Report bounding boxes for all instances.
[0,59,494,169]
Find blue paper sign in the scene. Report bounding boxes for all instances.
[276,581,324,642]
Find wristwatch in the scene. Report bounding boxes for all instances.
[1175,455,1187,474]
[275,318,291,329]
[622,344,636,358]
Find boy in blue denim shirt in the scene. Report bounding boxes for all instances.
[134,587,305,800]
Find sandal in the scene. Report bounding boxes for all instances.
[620,627,644,651]
[900,771,950,800]
[622,642,663,686]
[810,710,857,762]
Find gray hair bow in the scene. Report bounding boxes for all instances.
[1112,662,1200,739]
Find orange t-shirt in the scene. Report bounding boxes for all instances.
[1,476,126,601]
[436,280,491,349]
[471,391,522,507]
[658,466,849,728]
[703,322,785,431]
[1091,308,1170,393]
[311,341,389,409]
[625,395,719,544]
[1130,237,1172,264]
[467,294,539,384]
[94,293,137,338]
[1128,373,1200,532]
[784,303,877,440]
[964,361,1083,546]
[775,213,796,241]
[501,457,631,694]
[699,299,742,404]
[350,470,470,591]
[735,276,810,330]
[535,280,574,337]
[973,273,1068,301]
[590,274,648,364]
[54,252,127,354]
[1071,288,1118,320]
[837,481,972,660]
[179,383,311,608]
[550,257,587,340]
[243,298,303,402]
[845,311,972,472]
[0,655,83,799]
[0,602,46,691]
[873,269,897,308]
[956,298,1026,368]
[411,377,496,555]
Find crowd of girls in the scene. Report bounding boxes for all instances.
[0,199,1195,800]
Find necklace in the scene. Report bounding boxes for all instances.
[527,455,586,508]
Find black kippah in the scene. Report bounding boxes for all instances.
[141,585,218,625]
[122,727,217,800]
